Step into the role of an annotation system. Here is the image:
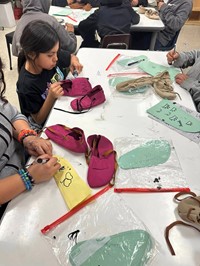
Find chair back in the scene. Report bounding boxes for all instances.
[101,34,130,49]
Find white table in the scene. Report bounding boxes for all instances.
[131,7,165,50]
[0,49,200,266]
[49,6,164,50]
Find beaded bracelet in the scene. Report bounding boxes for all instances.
[19,169,35,191]
[18,129,37,144]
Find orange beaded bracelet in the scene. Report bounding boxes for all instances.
[18,129,37,144]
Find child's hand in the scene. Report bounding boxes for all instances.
[175,73,189,85]
[27,155,61,183]
[70,54,83,74]
[48,82,64,99]
[83,3,92,11]
[131,0,139,6]
[65,23,74,33]
[166,49,179,65]
[157,1,164,10]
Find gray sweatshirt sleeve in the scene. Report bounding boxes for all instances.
[159,1,192,32]
[173,50,200,92]
[51,17,77,54]
[7,103,28,123]
[172,50,200,111]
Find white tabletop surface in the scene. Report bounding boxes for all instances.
[0,48,200,266]
[49,6,164,31]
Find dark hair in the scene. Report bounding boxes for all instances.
[0,57,8,103]
[18,20,60,72]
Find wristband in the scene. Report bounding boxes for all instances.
[18,129,37,144]
[19,169,33,191]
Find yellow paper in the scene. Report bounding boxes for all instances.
[54,155,91,210]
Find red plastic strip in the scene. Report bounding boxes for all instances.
[114,187,190,193]
[67,15,77,22]
[105,54,121,71]
[41,184,112,234]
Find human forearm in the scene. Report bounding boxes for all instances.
[12,119,33,140]
[0,174,26,204]
[173,50,199,69]
[31,96,56,125]
[181,78,200,92]
[0,155,61,204]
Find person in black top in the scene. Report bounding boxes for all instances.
[78,0,140,48]
[17,20,83,132]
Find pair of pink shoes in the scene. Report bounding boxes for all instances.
[45,124,116,188]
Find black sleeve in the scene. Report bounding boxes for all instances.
[129,7,140,24]
[52,0,68,7]
[57,49,71,69]
[138,0,148,6]
[87,0,101,6]
[78,11,99,39]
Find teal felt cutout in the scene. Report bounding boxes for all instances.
[118,139,171,169]
[139,60,180,81]
[53,9,72,16]
[147,99,200,133]
[69,230,153,266]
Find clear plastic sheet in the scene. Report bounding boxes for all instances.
[106,54,153,99]
[107,54,149,73]
[114,137,190,192]
[43,188,158,266]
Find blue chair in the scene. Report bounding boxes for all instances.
[155,30,181,51]
[164,30,181,51]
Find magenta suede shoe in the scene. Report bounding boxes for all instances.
[86,134,116,188]
[70,85,106,111]
[45,124,88,153]
[61,77,92,97]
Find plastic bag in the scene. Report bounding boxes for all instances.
[108,72,152,99]
[114,137,190,192]
[106,54,149,73]
[106,54,153,99]
[42,188,157,266]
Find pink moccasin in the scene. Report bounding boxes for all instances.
[86,134,116,188]
[70,85,106,111]
[61,78,92,97]
[45,124,88,153]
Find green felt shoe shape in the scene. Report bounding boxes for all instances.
[69,229,153,266]
[118,139,171,169]
[147,99,200,133]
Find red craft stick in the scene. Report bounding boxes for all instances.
[67,15,77,22]
[105,53,121,71]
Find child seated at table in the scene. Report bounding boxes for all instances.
[17,20,83,132]
[12,0,77,56]
[167,49,200,112]
[78,0,140,48]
